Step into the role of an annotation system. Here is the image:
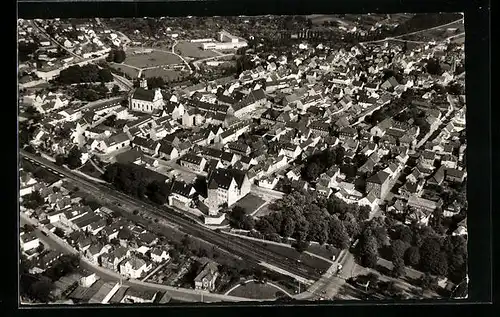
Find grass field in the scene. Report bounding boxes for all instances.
[111,64,140,78]
[125,48,183,68]
[175,41,219,58]
[142,68,182,81]
[235,194,266,215]
[228,281,285,299]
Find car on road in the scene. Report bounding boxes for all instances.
[41,231,47,236]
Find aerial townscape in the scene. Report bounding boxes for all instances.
[18,13,467,304]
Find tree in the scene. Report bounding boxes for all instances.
[294,240,310,253]
[53,227,65,238]
[113,50,126,63]
[328,217,350,249]
[24,191,44,210]
[404,246,420,267]
[420,236,448,276]
[391,239,409,261]
[392,256,406,278]
[359,232,379,268]
[66,146,83,169]
[420,272,438,291]
[36,243,45,253]
[228,206,255,230]
[281,217,295,238]
[30,276,53,302]
[111,84,120,96]
[358,205,371,222]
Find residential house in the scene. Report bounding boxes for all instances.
[168,180,197,209]
[194,261,219,292]
[420,150,437,169]
[358,191,379,211]
[179,154,207,173]
[157,141,179,160]
[399,179,425,199]
[366,170,391,199]
[119,256,152,279]
[232,89,267,118]
[150,248,170,263]
[121,289,158,303]
[20,231,40,252]
[101,246,130,272]
[335,182,363,202]
[445,168,467,183]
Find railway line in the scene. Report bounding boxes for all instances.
[20,150,323,282]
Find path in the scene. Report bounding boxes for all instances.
[224,279,294,298]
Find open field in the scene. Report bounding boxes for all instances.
[111,64,140,78]
[398,19,465,42]
[142,68,183,81]
[228,281,286,300]
[125,48,183,68]
[175,41,219,59]
[235,194,266,215]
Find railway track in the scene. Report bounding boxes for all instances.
[20,151,323,282]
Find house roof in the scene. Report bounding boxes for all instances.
[132,88,156,102]
[367,170,390,185]
[170,180,195,198]
[180,153,205,165]
[208,168,247,190]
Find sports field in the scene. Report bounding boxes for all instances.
[125,48,183,68]
[142,68,182,81]
[174,41,219,59]
[111,64,140,78]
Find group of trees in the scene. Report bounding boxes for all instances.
[301,146,345,181]
[227,206,255,230]
[72,82,110,101]
[106,49,127,63]
[253,190,370,251]
[356,216,468,285]
[58,64,113,85]
[54,146,83,169]
[103,163,171,205]
[20,254,80,303]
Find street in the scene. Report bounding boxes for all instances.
[20,212,257,303]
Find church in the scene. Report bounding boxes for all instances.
[128,79,165,113]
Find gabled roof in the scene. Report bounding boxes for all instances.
[170,180,195,198]
[132,88,156,102]
[180,153,205,165]
[367,170,390,185]
[208,168,247,190]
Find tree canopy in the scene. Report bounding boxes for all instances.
[58,64,113,84]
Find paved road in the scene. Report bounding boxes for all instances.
[20,212,257,303]
[20,151,323,283]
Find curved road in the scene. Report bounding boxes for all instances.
[224,279,293,298]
